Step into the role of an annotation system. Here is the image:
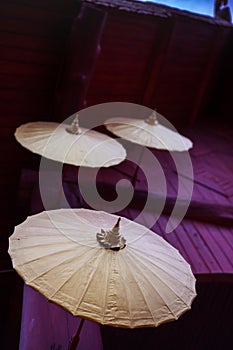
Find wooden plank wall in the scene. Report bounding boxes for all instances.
[0,2,79,348]
[85,10,168,105]
[86,2,232,126]
[206,29,233,125]
[0,0,79,269]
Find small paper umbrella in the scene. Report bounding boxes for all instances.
[15,114,126,167]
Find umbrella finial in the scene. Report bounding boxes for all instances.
[66,113,81,135]
[112,217,121,233]
[96,218,126,251]
[145,110,159,126]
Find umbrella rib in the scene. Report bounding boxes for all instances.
[120,253,160,325]
[131,247,195,293]
[106,119,191,150]
[127,248,195,307]
[15,224,96,245]
[16,248,76,268]
[116,253,143,326]
[128,245,190,277]
[13,240,72,251]
[121,227,173,247]
[15,243,88,266]
[126,253,181,320]
[73,250,106,314]
[102,252,133,325]
[34,248,100,299]
[102,253,113,325]
[129,240,176,258]
[116,254,132,323]
[26,247,96,283]
[131,246,193,288]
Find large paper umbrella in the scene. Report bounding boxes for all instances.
[15,114,126,167]
[104,110,193,151]
[9,208,196,329]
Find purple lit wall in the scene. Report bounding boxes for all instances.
[139,0,233,17]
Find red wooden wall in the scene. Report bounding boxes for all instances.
[0,1,79,348]
[0,0,80,269]
[86,0,232,126]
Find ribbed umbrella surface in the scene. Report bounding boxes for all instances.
[9,208,196,328]
[15,120,126,167]
[105,115,193,151]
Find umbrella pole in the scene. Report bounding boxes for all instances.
[75,166,85,208]
[68,318,85,350]
[112,147,146,187]
[131,147,145,187]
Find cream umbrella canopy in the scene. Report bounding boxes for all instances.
[9,208,196,329]
[104,110,193,151]
[14,114,126,167]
